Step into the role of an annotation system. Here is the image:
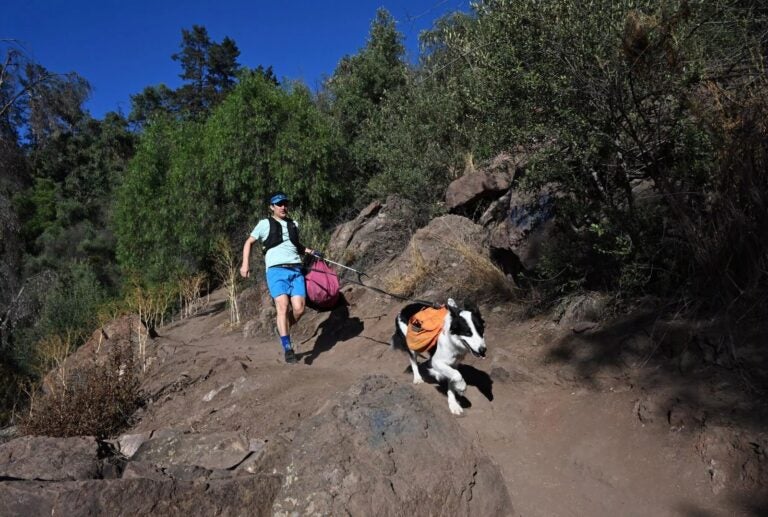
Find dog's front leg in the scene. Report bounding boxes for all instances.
[446,389,463,416]
[430,361,466,415]
[408,351,424,384]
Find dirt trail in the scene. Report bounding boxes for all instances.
[134,287,763,516]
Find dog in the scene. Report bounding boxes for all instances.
[390,298,486,415]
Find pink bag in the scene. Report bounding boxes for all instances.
[305,257,340,310]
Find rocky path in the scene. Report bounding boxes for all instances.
[3,286,765,516]
[133,287,762,516]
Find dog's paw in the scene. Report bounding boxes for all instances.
[449,401,464,416]
[412,377,424,385]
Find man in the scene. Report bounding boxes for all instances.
[240,192,315,364]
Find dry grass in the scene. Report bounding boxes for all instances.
[125,280,176,371]
[384,232,518,302]
[384,242,432,297]
[211,236,241,325]
[20,343,143,438]
[178,273,207,319]
[450,239,518,301]
[33,333,74,390]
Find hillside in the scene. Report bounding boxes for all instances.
[2,224,767,515]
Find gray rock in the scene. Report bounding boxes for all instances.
[488,185,558,272]
[0,476,282,516]
[121,461,166,481]
[379,214,513,301]
[132,431,251,470]
[0,436,100,481]
[115,432,150,459]
[326,195,418,272]
[445,152,527,212]
[445,168,516,212]
[270,374,514,516]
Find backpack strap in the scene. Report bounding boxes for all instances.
[262,217,306,255]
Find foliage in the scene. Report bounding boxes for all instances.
[130,25,243,125]
[23,63,91,145]
[35,261,107,346]
[115,71,343,284]
[320,8,408,213]
[324,9,407,142]
[358,0,768,309]
[14,112,134,289]
[0,41,91,146]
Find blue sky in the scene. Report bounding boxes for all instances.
[2,0,471,119]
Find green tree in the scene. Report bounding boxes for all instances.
[128,84,177,127]
[325,9,406,141]
[172,25,241,117]
[114,71,342,284]
[322,8,408,206]
[130,25,242,125]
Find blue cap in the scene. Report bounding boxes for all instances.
[270,193,289,205]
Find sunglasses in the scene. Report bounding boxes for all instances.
[273,200,289,207]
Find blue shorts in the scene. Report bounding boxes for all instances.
[265,266,306,299]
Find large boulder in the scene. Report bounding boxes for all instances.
[326,195,418,273]
[487,185,558,273]
[445,151,530,214]
[444,147,561,278]
[0,436,101,481]
[0,476,281,516]
[0,377,513,516]
[379,215,514,302]
[41,314,140,393]
[270,375,514,516]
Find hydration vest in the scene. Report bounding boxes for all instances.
[262,217,305,256]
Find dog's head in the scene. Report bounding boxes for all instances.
[447,298,486,358]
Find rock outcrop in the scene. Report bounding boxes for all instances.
[445,149,560,277]
[0,375,513,516]
[269,375,513,516]
[378,214,513,302]
[326,195,418,272]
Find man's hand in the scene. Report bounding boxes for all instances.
[240,265,250,278]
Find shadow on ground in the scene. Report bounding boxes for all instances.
[546,309,768,431]
[544,307,768,511]
[301,300,363,365]
[407,361,494,410]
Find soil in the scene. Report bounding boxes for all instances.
[130,285,768,517]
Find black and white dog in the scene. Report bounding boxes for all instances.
[390,298,487,415]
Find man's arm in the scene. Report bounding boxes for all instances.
[240,236,257,278]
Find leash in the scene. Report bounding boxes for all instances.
[306,255,440,308]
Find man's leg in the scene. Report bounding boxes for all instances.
[267,269,298,364]
[286,268,307,328]
[290,295,306,326]
[274,294,291,338]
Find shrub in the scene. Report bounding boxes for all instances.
[20,343,142,438]
[35,261,107,347]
